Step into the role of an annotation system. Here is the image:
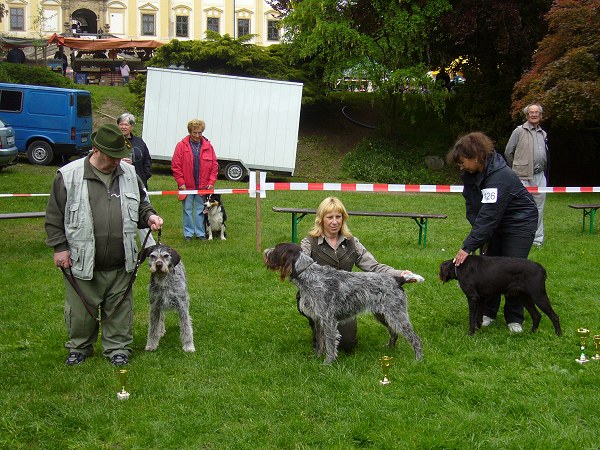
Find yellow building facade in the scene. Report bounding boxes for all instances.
[2,0,282,46]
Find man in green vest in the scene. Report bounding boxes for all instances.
[45,123,164,366]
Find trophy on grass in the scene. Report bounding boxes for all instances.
[380,356,393,385]
[592,335,600,361]
[116,368,130,400]
[575,328,590,364]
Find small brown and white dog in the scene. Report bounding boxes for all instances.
[203,194,227,240]
[439,256,561,336]
[139,244,195,352]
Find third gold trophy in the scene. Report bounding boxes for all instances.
[380,356,393,385]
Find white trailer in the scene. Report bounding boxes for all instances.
[142,67,303,181]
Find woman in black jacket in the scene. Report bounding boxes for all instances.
[446,132,538,333]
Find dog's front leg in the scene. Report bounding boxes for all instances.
[466,295,481,335]
[145,304,163,351]
[322,319,340,364]
[177,307,195,353]
[313,319,325,357]
[220,223,226,240]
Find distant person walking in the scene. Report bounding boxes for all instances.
[120,61,131,85]
[54,47,69,76]
[504,103,548,247]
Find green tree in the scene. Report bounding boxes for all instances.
[129,33,329,110]
[279,0,452,136]
[511,0,600,130]
[432,0,552,140]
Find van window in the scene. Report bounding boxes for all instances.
[77,94,92,117]
[0,90,23,112]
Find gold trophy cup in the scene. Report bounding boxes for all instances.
[575,328,590,364]
[380,356,393,385]
[592,335,600,361]
[116,368,130,400]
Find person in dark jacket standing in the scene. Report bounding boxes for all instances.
[117,112,155,247]
[446,132,538,333]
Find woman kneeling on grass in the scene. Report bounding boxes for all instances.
[298,196,419,352]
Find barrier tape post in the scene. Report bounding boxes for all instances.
[255,171,261,252]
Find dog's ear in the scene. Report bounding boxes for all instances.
[138,245,156,264]
[169,248,182,267]
[439,260,457,283]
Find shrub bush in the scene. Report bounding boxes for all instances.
[0,63,75,88]
[343,138,459,185]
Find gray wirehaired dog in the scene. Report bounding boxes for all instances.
[264,243,423,364]
[139,244,195,352]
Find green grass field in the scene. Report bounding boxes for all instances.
[1,162,599,449]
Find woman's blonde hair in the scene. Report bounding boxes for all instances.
[308,196,353,238]
[187,119,206,133]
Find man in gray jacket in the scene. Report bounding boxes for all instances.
[504,103,548,247]
[45,124,164,366]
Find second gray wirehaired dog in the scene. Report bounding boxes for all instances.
[139,244,195,352]
[264,243,423,364]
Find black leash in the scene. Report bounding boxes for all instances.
[60,229,154,323]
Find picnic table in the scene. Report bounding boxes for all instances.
[568,204,600,234]
[272,207,447,248]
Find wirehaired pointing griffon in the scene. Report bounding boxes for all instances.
[439,256,561,336]
[264,243,423,364]
[139,244,195,352]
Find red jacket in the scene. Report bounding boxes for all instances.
[172,135,219,189]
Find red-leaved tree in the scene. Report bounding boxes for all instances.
[511,0,600,129]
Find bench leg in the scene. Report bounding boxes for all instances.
[291,213,309,243]
[589,208,596,234]
[413,218,428,248]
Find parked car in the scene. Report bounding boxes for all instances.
[0,118,18,170]
[0,83,93,165]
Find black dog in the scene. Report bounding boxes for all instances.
[203,194,227,240]
[439,256,561,336]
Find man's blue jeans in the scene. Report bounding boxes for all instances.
[182,194,205,238]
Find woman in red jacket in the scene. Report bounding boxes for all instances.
[172,119,219,240]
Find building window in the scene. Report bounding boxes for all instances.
[267,20,279,41]
[142,14,155,35]
[207,17,219,33]
[237,18,250,37]
[176,15,188,37]
[10,8,25,31]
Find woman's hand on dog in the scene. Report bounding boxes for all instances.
[453,249,469,266]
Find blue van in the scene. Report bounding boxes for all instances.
[0,83,93,165]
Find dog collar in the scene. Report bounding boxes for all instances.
[292,261,315,278]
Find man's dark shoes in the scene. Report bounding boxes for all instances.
[65,352,86,366]
[111,353,129,366]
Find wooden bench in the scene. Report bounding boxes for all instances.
[0,212,46,220]
[272,207,447,248]
[569,204,600,234]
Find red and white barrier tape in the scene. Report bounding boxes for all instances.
[1,184,599,198]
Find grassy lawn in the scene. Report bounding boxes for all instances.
[1,162,599,449]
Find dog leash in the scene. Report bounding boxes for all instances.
[60,229,155,323]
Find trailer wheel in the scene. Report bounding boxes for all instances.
[27,141,54,166]
[224,162,246,182]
